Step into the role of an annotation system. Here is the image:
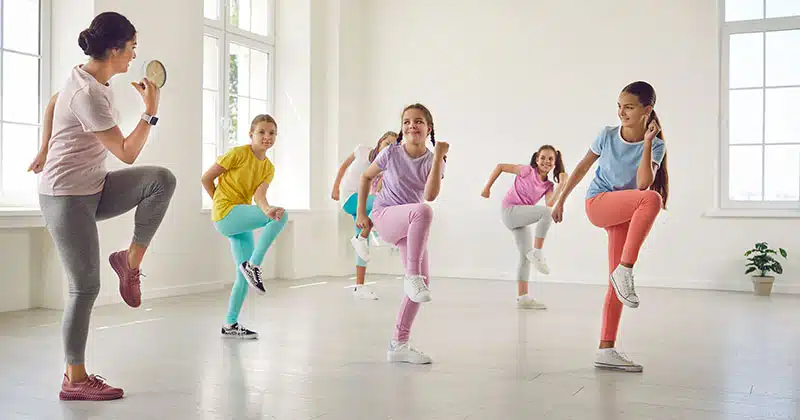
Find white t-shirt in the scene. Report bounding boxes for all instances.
[39,65,118,196]
[339,144,373,202]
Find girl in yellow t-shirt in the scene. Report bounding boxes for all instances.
[201,114,288,339]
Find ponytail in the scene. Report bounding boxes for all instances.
[649,110,669,209]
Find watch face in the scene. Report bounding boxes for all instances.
[145,60,167,88]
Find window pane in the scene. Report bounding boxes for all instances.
[228,95,239,147]
[729,145,763,201]
[202,143,217,172]
[250,49,269,100]
[726,0,764,21]
[236,98,250,146]
[765,30,800,87]
[251,0,270,36]
[230,0,251,32]
[2,52,40,124]
[229,44,250,97]
[204,0,219,20]
[729,89,763,145]
[203,90,218,144]
[764,145,800,201]
[2,0,39,55]
[729,33,764,89]
[203,36,219,90]
[2,123,39,198]
[765,87,800,144]
[766,0,800,18]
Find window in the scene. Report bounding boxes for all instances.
[203,0,275,209]
[721,0,800,209]
[0,0,49,207]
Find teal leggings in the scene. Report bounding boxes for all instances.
[215,205,288,325]
[342,192,374,267]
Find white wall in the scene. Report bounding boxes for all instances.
[354,0,800,293]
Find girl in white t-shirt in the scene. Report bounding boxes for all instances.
[331,131,397,299]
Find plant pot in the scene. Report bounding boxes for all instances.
[752,276,774,296]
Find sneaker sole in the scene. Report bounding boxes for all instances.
[408,294,432,303]
[386,352,432,364]
[609,274,639,309]
[238,266,266,295]
[517,305,547,310]
[594,362,643,373]
[59,391,124,401]
[109,254,141,308]
[221,333,259,340]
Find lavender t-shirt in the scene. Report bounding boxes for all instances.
[39,65,117,196]
[372,143,445,212]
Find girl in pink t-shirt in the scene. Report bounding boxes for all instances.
[481,145,567,309]
[356,103,448,365]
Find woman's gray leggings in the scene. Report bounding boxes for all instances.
[39,166,177,365]
[501,205,553,282]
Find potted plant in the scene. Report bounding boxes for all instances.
[744,242,787,296]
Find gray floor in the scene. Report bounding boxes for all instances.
[1,275,798,420]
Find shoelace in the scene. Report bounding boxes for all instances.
[610,349,633,363]
[252,266,263,284]
[234,324,250,335]
[86,375,110,390]
[130,270,144,286]
[410,276,427,294]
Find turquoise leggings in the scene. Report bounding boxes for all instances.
[342,193,374,267]
[215,205,288,325]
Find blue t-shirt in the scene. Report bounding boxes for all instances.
[586,126,666,199]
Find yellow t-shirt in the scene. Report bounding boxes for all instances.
[212,145,275,222]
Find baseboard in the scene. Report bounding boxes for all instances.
[93,280,231,307]
[364,270,800,295]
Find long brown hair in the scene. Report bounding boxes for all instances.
[530,145,566,183]
[369,131,398,162]
[622,81,669,209]
[395,103,446,161]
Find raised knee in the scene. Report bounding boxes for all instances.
[642,190,662,206]
[152,167,177,194]
[415,204,433,221]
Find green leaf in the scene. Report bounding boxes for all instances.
[774,262,783,274]
[780,248,787,258]
[744,250,754,256]
[766,249,776,254]
[745,267,756,275]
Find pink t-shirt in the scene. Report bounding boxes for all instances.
[39,65,117,196]
[501,165,554,208]
[372,143,445,212]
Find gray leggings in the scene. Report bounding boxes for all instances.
[39,166,177,365]
[501,205,553,281]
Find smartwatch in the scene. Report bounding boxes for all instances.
[142,113,159,126]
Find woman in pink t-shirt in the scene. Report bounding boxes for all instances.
[481,145,567,309]
[356,103,448,365]
[26,12,175,401]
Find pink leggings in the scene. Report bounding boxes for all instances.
[585,190,661,342]
[370,203,433,342]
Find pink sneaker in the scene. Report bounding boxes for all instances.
[109,250,142,308]
[59,374,124,401]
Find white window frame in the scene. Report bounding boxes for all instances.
[202,0,276,209]
[0,0,51,209]
[718,0,800,213]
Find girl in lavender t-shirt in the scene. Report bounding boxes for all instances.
[481,145,567,310]
[356,103,448,365]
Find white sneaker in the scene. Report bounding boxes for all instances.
[404,275,431,303]
[516,294,547,310]
[387,340,432,364]
[350,235,371,262]
[610,265,639,308]
[594,348,643,372]
[526,249,550,275]
[353,285,378,300]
